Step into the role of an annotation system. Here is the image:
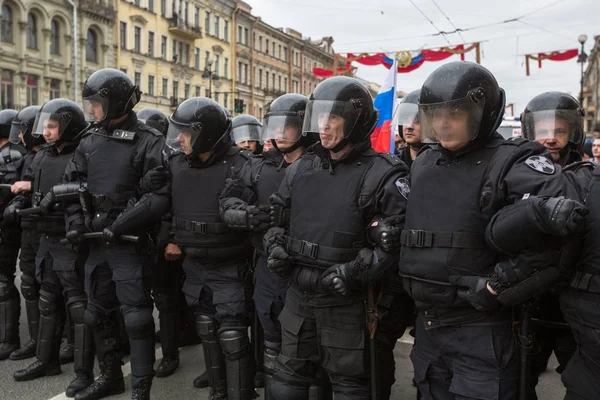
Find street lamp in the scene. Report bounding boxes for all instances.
[202,58,219,98]
[578,34,588,106]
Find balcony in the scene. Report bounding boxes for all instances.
[168,17,202,40]
[79,0,116,23]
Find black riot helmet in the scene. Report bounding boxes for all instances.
[9,106,44,150]
[232,114,262,144]
[394,90,420,140]
[0,109,18,138]
[419,61,505,147]
[31,99,88,145]
[521,91,585,149]
[263,94,316,153]
[166,97,231,156]
[303,77,378,152]
[82,68,141,123]
[137,108,169,136]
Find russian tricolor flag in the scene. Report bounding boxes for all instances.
[371,58,397,153]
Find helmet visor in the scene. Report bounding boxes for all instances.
[232,124,262,144]
[82,96,108,123]
[8,121,25,145]
[419,96,485,142]
[262,115,303,143]
[522,109,583,144]
[32,112,71,139]
[302,100,360,139]
[165,120,202,154]
[393,103,419,127]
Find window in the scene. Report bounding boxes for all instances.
[278,45,281,59]
[265,39,269,54]
[134,0,140,6]
[237,62,242,82]
[294,52,298,66]
[1,5,13,42]
[120,22,127,49]
[205,12,210,35]
[272,42,275,57]
[214,55,220,76]
[284,77,288,91]
[134,72,141,90]
[258,69,262,88]
[162,78,168,97]
[178,41,183,64]
[120,68,127,74]
[214,92,219,104]
[194,47,200,70]
[148,31,154,57]
[303,81,306,94]
[224,20,228,42]
[205,51,210,68]
[283,46,288,62]
[173,80,179,99]
[86,30,98,62]
[50,19,60,54]
[214,16,219,38]
[224,93,228,109]
[184,44,189,65]
[258,35,263,52]
[148,0,154,12]
[224,58,229,78]
[134,26,141,53]
[293,80,299,92]
[184,83,190,99]
[265,71,269,89]
[0,70,13,109]
[172,39,177,62]
[272,74,275,90]
[148,75,155,96]
[194,7,199,27]
[161,0,166,16]
[244,28,248,45]
[26,75,38,105]
[49,79,60,100]
[237,26,242,43]
[26,13,37,49]
[184,1,189,24]
[205,88,210,97]
[195,85,200,97]
[161,35,167,58]
[244,64,248,84]
[278,75,282,91]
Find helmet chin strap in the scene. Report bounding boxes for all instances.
[273,138,301,154]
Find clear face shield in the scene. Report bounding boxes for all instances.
[165,121,202,155]
[32,112,70,144]
[262,115,303,146]
[232,124,262,145]
[522,109,583,145]
[82,96,108,123]
[8,121,25,145]
[302,100,361,150]
[419,95,485,144]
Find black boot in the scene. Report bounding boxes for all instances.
[209,381,228,400]
[60,342,75,364]
[10,299,39,360]
[156,355,180,378]
[0,297,21,360]
[131,377,153,400]
[193,370,209,388]
[13,358,61,381]
[61,309,75,364]
[74,353,125,400]
[156,312,179,378]
[66,322,95,398]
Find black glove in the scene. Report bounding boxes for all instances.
[102,227,119,245]
[39,190,56,214]
[138,166,170,194]
[267,246,293,277]
[541,197,588,237]
[321,263,355,296]
[449,275,501,312]
[367,215,404,253]
[2,203,20,224]
[247,205,273,231]
[66,228,85,246]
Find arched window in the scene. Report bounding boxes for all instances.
[1,4,12,42]
[26,13,37,49]
[50,19,59,54]
[86,29,97,62]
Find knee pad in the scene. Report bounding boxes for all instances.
[195,314,218,341]
[83,307,98,328]
[20,277,38,301]
[69,301,87,324]
[38,295,57,317]
[123,307,154,339]
[218,328,250,361]
[0,281,17,302]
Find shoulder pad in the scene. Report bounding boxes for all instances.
[564,160,595,173]
[135,122,163,137]
[227,146,252,160]
[373,152,405,167]
[504,136,528,145]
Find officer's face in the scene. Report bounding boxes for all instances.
[318,113,345,150]
[592,139,600,158]
[402,122,421,145]
[263,140,274,152]
[17,131,24,145]
[534,118,570,162]
[177,131,193,155]
[236,140,257,152]
[275,125,301,151]
[43,119,60,144]
[87,101,105,121]
[432,108,470,151]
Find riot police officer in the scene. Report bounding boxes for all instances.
[394,89,425,168]
[0,107,33,360]
[398,61,575,400]
[220,95,317,398]
[64,69,166,400]
[263,76,409,399]
[162,97,254,400]
[232,114,263,154]
[519,91,585,399]
[9,99,95,396]
[137,108,169,136]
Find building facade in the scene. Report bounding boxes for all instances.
[0,0,115,109]
[583,35,600,134]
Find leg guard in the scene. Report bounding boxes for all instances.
[0,281,20,344]
[36,295,65,365]
[263,341,281,400]
[123,306,155,384]
[84,308,121,361]
[219,328,256,400]
[70,300,94,374]
[195,314,226,388]
[21,279,40,341]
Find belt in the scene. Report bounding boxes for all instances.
[91,192,134,209]
[571,270,600,295]
[285,237,358,263]
[400,230,487,249]
[172,217,229,235]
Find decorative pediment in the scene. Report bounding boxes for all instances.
[130,15,148,26]
[212,45,224,54]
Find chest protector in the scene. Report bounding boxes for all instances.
[288,155,371,268]
[0,144,24,183]
[171,148,247,248]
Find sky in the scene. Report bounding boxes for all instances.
[245,0,599,115]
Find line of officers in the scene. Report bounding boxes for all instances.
[0,61,597,400]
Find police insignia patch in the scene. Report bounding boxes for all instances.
[524,156,555,175]
[395,178,410,199]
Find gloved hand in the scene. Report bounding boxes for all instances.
[102,227,119,245]
[247,205,273,231]
[541,197,588,237]
[138,166,170,194]
[2,203,21,224]
[449,275,501,312]
[267,246,293,277]
[39,191,56,214]
[368,215,404,253]
[66,228,86,246]
[322,263,355,296]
